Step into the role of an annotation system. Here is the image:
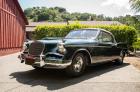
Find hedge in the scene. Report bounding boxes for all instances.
[133,38,140,49]
[34,23,137,46]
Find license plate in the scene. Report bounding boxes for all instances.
[25,56,35,65]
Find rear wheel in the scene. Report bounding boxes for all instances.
[114,51,125,65]
[66,53,87,77]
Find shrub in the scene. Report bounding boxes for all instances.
[34,23,137,46]
[133,38,140,50]
[133,41,140,49]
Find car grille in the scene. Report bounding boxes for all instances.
[29,41,45,56]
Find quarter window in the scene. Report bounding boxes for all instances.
[98,31,114,43]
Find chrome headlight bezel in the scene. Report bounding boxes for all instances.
[57,42,66,54]
[22,43,28,52]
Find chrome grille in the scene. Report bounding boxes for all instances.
[29,41,45,56]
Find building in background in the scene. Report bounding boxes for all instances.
[0,0,28,56]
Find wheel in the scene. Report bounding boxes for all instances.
[66,53,87,77]
[114,50,125,65]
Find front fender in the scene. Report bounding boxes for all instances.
[63,48,92,64]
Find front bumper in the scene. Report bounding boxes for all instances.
[33,60,71,69]
[18,53,72,69]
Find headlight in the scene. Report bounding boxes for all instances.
[57,43,66,54]
[22,43,28,52]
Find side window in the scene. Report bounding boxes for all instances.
[98,31,114,43]
[102,32,113,43]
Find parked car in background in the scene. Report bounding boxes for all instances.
[18,28,126,77]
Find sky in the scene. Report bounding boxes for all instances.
[19,0,136,17]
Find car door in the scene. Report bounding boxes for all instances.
[95,30,115,63]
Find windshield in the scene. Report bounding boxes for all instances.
[65,29,98,39]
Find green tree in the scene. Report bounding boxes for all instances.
[24,8,33,19]
[133,40,140,53]
[130,0,140,12]
[80,13,90,21]
[54,7,66,13]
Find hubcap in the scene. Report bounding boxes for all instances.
[73,56,84,72]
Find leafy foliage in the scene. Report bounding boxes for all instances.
[24,7,113,22]
[34,23,137,46]
[130,0,140,12]
[133,42,140,49]
[24,7,140,37]
[133,38,140,49]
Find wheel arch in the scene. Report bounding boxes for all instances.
[72,49,92,65]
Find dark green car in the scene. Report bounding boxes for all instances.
[19,28,126,77]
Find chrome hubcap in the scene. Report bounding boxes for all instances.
[73,56,84,72]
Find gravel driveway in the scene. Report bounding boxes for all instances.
[0,53,140,92]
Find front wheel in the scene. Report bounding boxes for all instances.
[66,53,86,77]
[114,51,125,65]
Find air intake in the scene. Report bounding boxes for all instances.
[29,41,45,56]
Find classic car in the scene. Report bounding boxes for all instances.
[18,28,126,77]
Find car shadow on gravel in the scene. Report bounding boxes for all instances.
[9,62,129,91]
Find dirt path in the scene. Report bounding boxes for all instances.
[125,57,140,70]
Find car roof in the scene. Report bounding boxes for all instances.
[80,28,113,35]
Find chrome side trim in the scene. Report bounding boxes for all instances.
[91,55,120,63]
[65,45,112,48]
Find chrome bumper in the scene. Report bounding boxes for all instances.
[18,53,72,69]
[33,60,72,69]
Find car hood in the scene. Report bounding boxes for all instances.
[38,39,62,44]
[38,38,97,46]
